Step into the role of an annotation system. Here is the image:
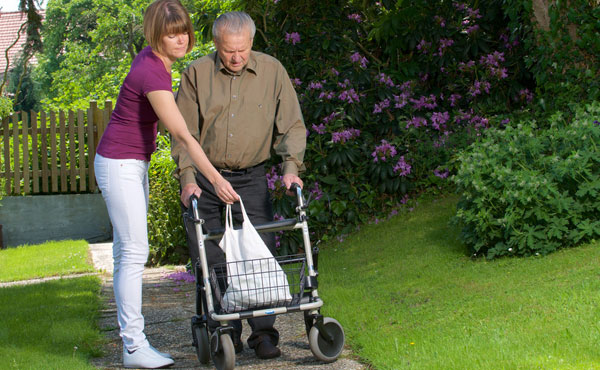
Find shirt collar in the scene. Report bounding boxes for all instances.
[214,51,258,76]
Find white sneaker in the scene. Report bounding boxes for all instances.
[123,345,175,368]
[149,344,173,359]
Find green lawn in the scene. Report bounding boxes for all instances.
[318,195,600,370]
[0,240,94,282]
[0,241,103,369]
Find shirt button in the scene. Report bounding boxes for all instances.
[231,113,235,117]
[229,133,233,137]
[233,77,236,80]
[233,95,237,99]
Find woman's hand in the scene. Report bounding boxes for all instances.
[212,176,239,204]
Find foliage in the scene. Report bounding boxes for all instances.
[147,134,187,265]
[6,54,43,112]
[452,101,600,258]
[235,0,534,252]
[38,0,233,111]
[503,0,600,114]
[38,0,148,110]
[0,96,12,120]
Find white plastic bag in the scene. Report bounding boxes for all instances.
[218,198,292,312]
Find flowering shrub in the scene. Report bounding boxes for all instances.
[240,0,534,251]
[452,102,600,258]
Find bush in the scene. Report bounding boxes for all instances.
[452,101,600,258]
[147,134,187,265]
[0,96,12,119]
[240,0,533,251]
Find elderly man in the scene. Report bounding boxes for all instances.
[171,11,306,359]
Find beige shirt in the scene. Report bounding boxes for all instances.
[172,51,306,187]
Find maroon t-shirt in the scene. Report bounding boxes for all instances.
[97,46,172,161]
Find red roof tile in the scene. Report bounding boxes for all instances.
[0,10,45,75]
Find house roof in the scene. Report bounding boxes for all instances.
[0,10,45,75]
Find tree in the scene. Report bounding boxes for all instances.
[0,0,43,110]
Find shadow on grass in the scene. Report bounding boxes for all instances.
[0,276,103,369]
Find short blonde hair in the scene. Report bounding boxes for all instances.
[143,0,195,54]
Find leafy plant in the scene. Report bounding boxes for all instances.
[452,101,600,258]
[147,134,187,265]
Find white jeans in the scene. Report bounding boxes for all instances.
[94,153,150,352]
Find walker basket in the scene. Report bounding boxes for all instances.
[209,254,306,314]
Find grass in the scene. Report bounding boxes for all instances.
[0,240,94,282]
[317,194,600,370]
[0,241,103,369]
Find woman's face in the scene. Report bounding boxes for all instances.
[160,32,189,61]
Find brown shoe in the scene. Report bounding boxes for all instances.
[233,335,243,354]
[254,339,281,359]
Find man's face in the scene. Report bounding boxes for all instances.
[215,29,253,73]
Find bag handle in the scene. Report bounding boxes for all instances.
[224,197,251,231]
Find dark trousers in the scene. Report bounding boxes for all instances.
[182,164,279,348]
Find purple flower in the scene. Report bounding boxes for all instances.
[332,128,360,143]
[406,116,428,129]
[285,32,301,45]
[449,93,462,107]
[593,120,599,126]
[373,98,390,114]
[410,94,437,110]
[348,13,362,23]
[417,39,431,54]
[338,88,361,104]
[394,94,409,109]
[469,80,491,97]
[291,78,302,87]
[350,52,368,68]
[311,123,326,135]
[266,166,282,190]
[308,81,323,90]
[377,73,395,87]
[433,168,449,179]
[371,140,397,163]
[430,111,450,130]
[518,89,533,103]
[465,25,480,34]
[330,67,340,76]
[165,271,195,284]
[323,111,341,124]
[310,182,323,200]
[393,156,411,177]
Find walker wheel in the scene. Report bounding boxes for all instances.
[308,317,345,363]
[210,331,235,370]
[191,323,210,364]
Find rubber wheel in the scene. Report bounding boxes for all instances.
[308,317,345,363]
[211,332,235,370]
[192,324,210,364]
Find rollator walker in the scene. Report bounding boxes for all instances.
[185,184,345,370]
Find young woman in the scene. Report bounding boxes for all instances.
[94,0,238,368]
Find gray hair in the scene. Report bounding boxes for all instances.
[212,11,256,41]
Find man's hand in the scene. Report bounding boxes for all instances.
[181,183,202,208]
[282,173,303,196]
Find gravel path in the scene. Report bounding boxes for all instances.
[89,243,367,370]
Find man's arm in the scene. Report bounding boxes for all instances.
[272,64,307,190]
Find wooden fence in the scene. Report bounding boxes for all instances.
[0,101,113,196]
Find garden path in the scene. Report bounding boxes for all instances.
[89,242,366,370]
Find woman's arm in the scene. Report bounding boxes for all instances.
[147,90,239,205]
